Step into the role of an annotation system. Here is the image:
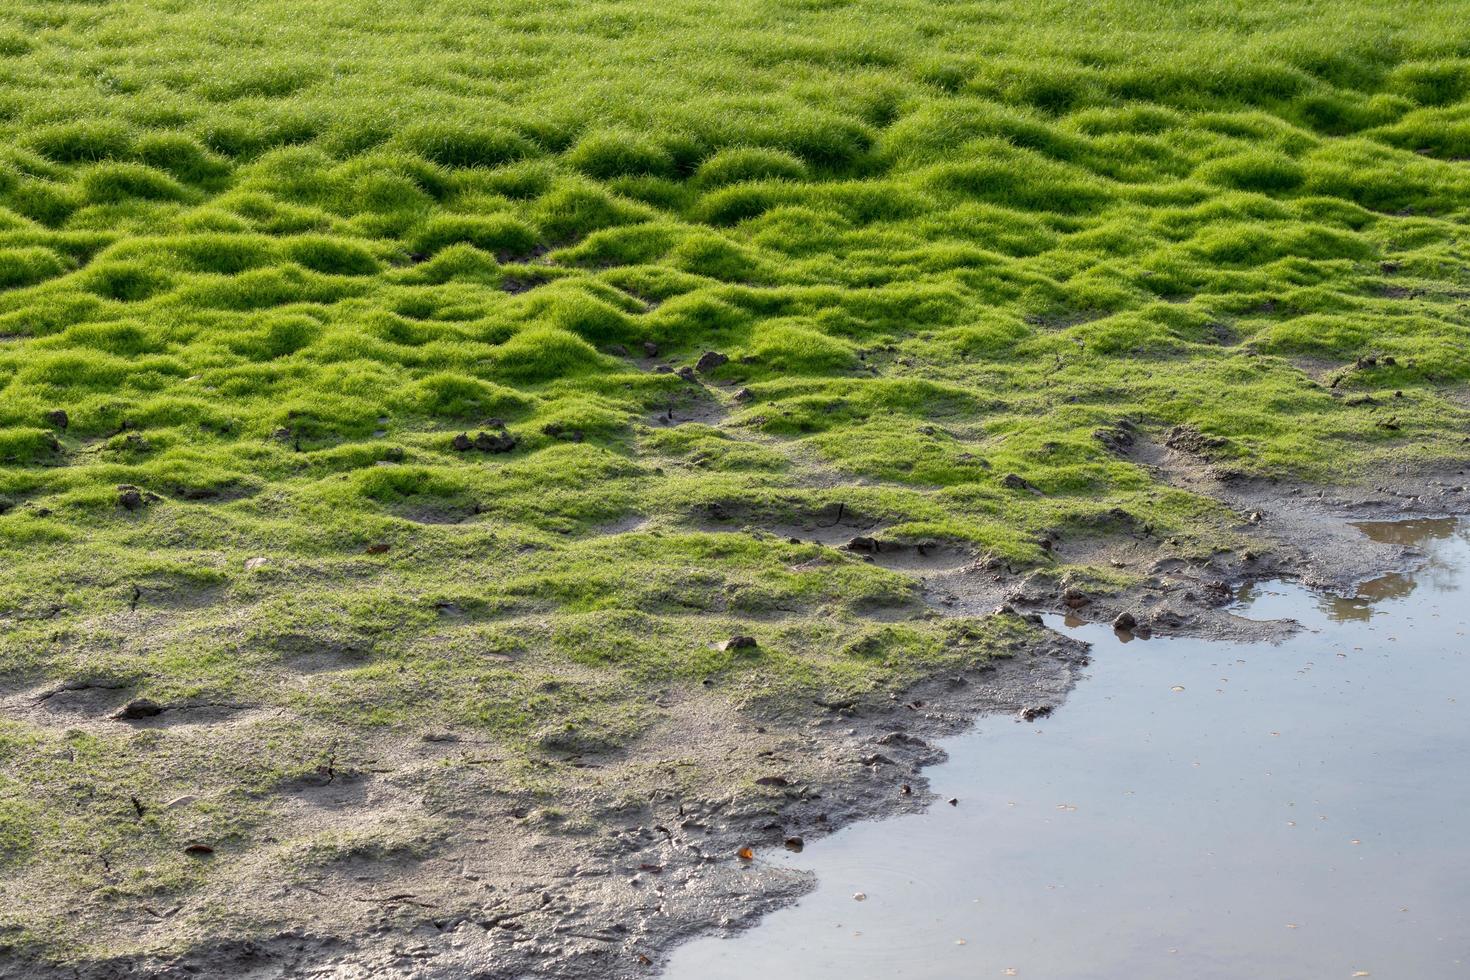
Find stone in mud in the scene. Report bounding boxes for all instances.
[1062,588,1090,609]
[1002,473,1043,495]
[720,635,758,652]
[642,341,659,357]
[45,409,68,430]
[695,351,729,373]
[1113,611,1138,632]
[113,698,163,720]
[1017,704,1053,722]
[845,536,881,553]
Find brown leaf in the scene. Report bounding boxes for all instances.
[736,846,754,861]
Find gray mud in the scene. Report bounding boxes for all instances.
[663,515,1470,979]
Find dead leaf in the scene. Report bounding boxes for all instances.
[736,846,754,861]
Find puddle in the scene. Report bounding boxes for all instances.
[663,519,1470,979]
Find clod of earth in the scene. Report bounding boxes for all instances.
[719,635,758,651]
[695,351,729,373]
[112,698,164,720]
[1017,705,1053,722]
[1002,474,1044,496]
[44,410,68,430]
[116,486,147,510]
[1113,612,1138,632]
[452,429,518,453]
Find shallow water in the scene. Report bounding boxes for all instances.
[663,519,1470,979]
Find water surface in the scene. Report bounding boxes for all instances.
[663,519,1470,979]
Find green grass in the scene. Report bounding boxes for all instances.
[2,0,1470,960]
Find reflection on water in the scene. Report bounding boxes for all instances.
[1352,516,1460,546]
[663,519,1470,980]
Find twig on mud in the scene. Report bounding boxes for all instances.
[354,893,436,909]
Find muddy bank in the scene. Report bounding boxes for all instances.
[5,458,1469,980]
[664,515,1470,979]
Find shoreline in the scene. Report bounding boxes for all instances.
[6,459,1467,980]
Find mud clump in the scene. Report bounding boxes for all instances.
[695,351,729,373]
[1166,425,1229,457]
[113,698,164,720]
[1093,419,1137,454]
[44,409,69,430]
[719,635,758,652]
[116,485,159,510]
[452,427,518,454]
[1002,473,1044,496]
